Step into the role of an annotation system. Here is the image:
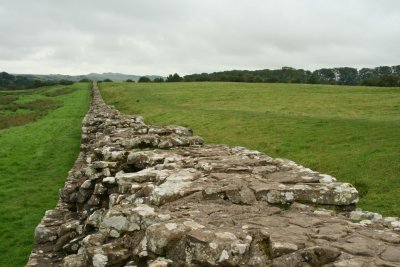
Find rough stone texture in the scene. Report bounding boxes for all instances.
[27,82,400,267]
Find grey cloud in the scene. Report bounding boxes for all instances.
[0,0,399,75]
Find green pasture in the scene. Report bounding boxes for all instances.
[0,83,90,266]
[100,82,400,216]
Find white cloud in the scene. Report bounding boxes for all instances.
[0,0,399,75]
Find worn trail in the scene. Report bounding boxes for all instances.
[27,82,400,266]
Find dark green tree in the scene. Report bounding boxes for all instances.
[313,69,337,84]
[378,75,399,87]
[375,66,392,76]
[335,67,358,85]
[166,73,183,82]
[138,76,151,83]
[307,73,318,84]
[59,79,73,85]
[153,77,164,82]
[392,65,400,76]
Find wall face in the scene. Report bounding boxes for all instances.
[27,83,400,266]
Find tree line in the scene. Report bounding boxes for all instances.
[132,73,183,83]
[3,65,400,89]
[182,66,400,86]
[99,74,180,83]
[0,72,74,90]
[133,65,400,87]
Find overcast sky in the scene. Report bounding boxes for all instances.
[1,0,399,76]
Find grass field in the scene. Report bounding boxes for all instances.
[100,82,400,216]
[0,83,90,266]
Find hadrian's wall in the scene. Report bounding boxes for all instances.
[27,82,400,266]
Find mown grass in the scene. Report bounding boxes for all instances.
[100,82,400,216]
[0,83,90,267]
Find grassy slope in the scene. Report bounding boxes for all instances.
[0,83,90,267]
[100,82,400,216]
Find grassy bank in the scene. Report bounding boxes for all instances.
[100,82,400,216]
[0,83,90,266]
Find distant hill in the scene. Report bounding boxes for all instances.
[24,72,164,82]
[41,72,162,82]
[0,72,73,90]
[85,72,140,82]
[22,74,84,82]
[86,72,166,82]
[1,71,165,90]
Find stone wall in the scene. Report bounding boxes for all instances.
[27,82,400,266]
